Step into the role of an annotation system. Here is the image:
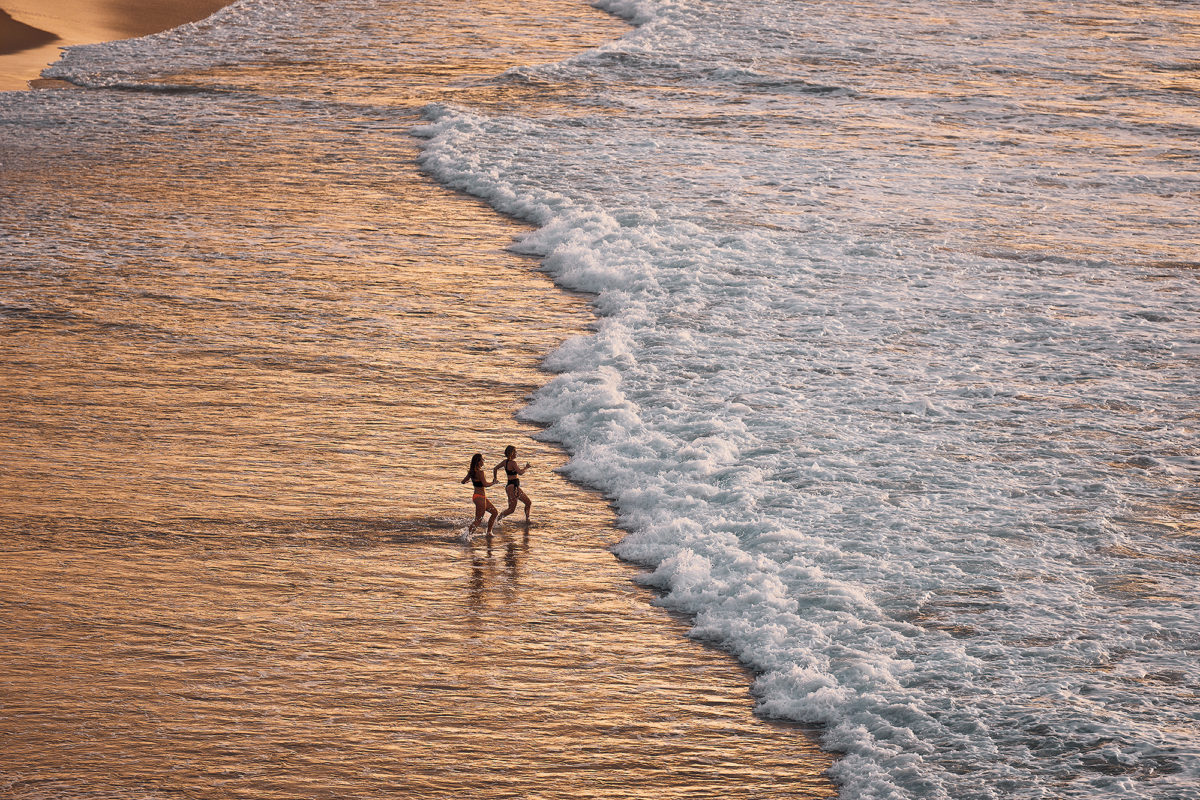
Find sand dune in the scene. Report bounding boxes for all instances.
[0,0,233,90]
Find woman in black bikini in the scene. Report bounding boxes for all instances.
[461,453,497,535]
[493,445,531,523]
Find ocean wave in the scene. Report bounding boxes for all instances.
[414,2,1200,789]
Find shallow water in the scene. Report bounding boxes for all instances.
[4,0,1199,797]
[0,0,837,797]
[1,510,835,799]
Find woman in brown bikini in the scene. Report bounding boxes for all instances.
[493,445,531,523]
[461,452,497,535]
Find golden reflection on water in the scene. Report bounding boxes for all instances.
[1,513,836,798]
[152,0,631,115]
[0,175,568,520]
[0,0,837,796]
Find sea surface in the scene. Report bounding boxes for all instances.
[2,1,1199,799]
[0,1,844,799]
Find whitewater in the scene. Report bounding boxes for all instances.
[16,0,1199,797]
[415,0,1200,798]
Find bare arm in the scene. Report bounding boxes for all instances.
[501,459,531,476]
[465,468,496,487]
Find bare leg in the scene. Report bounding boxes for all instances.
[497,484,519,521]
[469,495,487,534]
[485,501,498,535]
[519,489,531,522]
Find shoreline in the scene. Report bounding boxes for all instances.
[0,0,234,90]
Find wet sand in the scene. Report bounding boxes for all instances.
[0,0,839,796]
[0,0,234,90]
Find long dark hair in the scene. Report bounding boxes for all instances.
[465,453,483,481]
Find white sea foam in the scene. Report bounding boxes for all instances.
[416,1,1200,797]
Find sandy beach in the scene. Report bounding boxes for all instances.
[0,0,234,89]
[0,9,57,54]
